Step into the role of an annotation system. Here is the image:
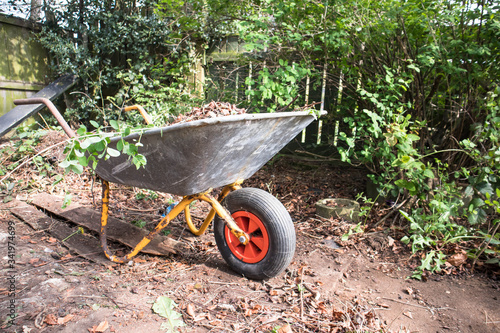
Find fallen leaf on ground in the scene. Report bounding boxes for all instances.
[403,311,413,319]
[57,314,74,324]
[186,303,196,317]
[29,258,40,265]
[278,324,293,333]
[45,314,58,325]
[332,308,345,321]
[60,254,73,261]
[447,251,467,267]
[133,257,147,263]
[89,320,109,332]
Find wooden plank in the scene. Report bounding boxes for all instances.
[30,193,182,256]
[10,201,109,264]
[0,74,77,138]
[9,201,43,230]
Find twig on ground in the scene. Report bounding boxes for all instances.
[301,231,323,239]
[207,280,241,285]
[381,297,454,315]
[300,268,304,320]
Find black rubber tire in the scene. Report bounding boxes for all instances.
[214,187,296,280]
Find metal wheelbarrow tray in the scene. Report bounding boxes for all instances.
[96,111,316,195]
[14,98,324,280]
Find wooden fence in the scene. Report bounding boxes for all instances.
[203,37,343,147]
[0,13,50,125]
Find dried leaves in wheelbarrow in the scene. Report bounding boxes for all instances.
[170,101,246,125]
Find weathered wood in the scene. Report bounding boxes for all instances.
[9,201,45,230]
[10,201,109,264]
[30,193,181,256]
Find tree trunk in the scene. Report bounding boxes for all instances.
[29,0,42,21]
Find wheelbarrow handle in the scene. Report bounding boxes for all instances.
[121,105,152,125]
[14,98,76,138]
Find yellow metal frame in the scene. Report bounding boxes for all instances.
[122,105,153,125]
[99,179,247,263]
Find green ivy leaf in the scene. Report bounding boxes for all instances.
[407,134,420,141]
[132,154,147,169]
[62,193,72,209]
[423,168,434,178]
[109,120,119,130]
[395,179,417,194]
[76,125,87,136]
[107,147,120,157]
[69,163,84,174]
[116,139,124,151]
[80,136,103,149]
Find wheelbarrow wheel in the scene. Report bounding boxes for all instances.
[214,188,295,280]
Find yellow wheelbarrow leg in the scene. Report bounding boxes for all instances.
[185,180,243,236]
[203,194,249,245]
[186,189,249,245]
[99,180,189,263]
[99,180,249,263]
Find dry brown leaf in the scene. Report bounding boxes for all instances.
[60,254,73,261]
[133,257,147,263]
[403,311,413,319]
[47,237,58,243]
[57,314,74,325]
[278,324,293,333]
[186,303,196,318]
[93,320,109,332]
[332,308,345,321]
[447,251,467,267]
[45,314,58,325]
[29,258,40,265]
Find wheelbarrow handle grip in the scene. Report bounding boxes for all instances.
[14,98,76,138]
[121,105,152,125]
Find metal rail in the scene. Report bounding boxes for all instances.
[14,98,76,138]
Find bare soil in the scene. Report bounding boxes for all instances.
[0,134,499,333]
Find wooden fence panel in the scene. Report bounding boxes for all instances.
[0,14,50,135]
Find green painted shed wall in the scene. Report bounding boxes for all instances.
[0,14,50,121]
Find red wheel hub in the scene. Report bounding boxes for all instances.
[225,211,269,263]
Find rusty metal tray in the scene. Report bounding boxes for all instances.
[95,111,321,196]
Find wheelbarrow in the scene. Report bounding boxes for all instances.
[14,98,325,280]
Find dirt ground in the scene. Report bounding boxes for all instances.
[0,135,499,333]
